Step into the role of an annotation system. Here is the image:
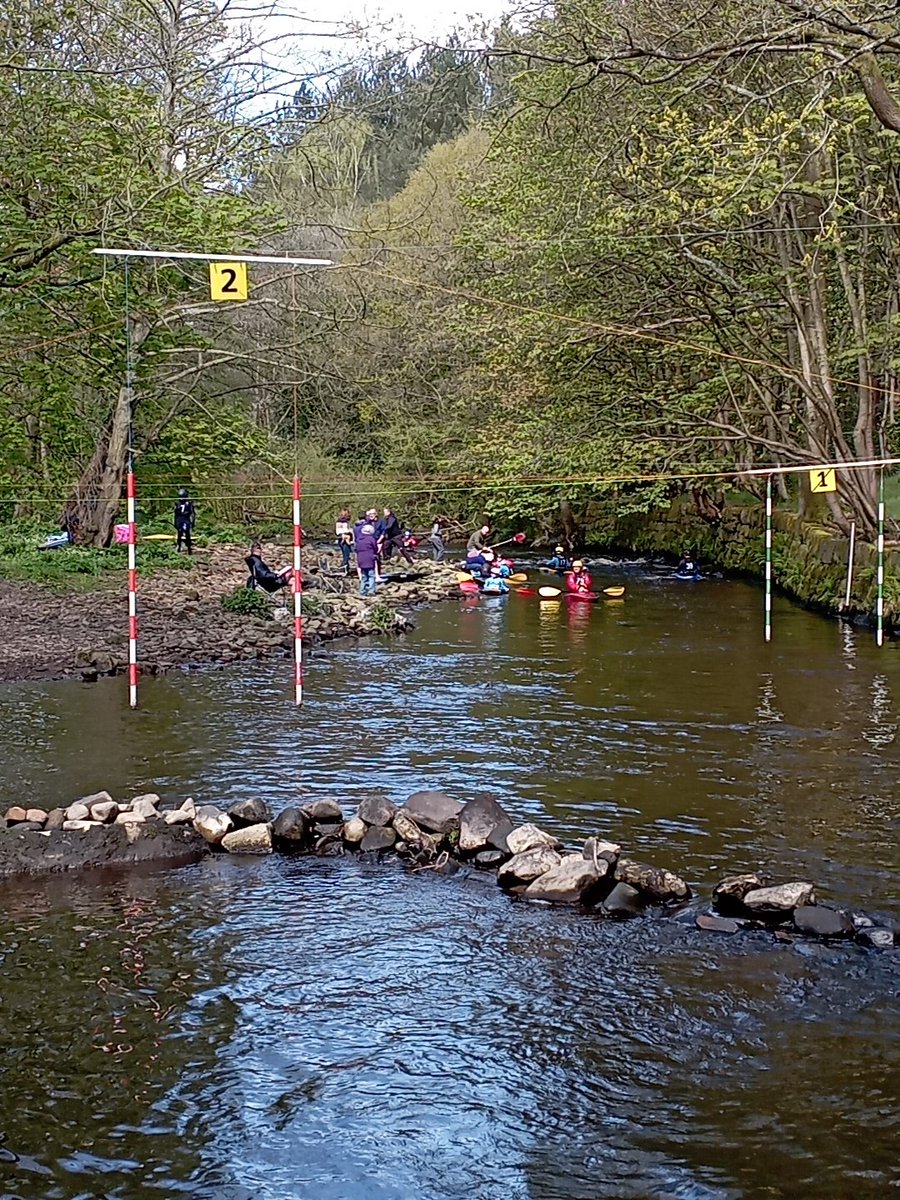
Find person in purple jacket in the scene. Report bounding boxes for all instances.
[355,522,379,596]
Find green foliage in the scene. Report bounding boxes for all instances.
[366,601,397,632]
[221,587,271,618]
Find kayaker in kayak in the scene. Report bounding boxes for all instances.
[566,560,592,594]
[546,545,571,574]
[676,551,701,579]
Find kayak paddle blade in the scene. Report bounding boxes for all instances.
[603,586,626,598]
[538,586,561,598]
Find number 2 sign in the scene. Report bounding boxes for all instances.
[809,467,837,493]
[209,262,248,302]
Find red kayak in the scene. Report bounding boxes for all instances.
[565,591,599,602]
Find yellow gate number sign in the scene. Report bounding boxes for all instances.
[209,262,248,302]
[809,467,837,494]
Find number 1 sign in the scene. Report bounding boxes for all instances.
[209,262,249,301]
[809,467,837,493]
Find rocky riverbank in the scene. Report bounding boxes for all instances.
[3,790,895,952]
[0,544,461,682]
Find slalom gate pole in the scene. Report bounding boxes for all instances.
[876,470,885,647]
[293,476,303,705]
[127,470,138,708]
[843,521,856,611]
[764,474,773,643]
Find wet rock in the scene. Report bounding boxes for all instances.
[524,855,606,904]
[357,794,397,827]
[4,807,27,825]
[614,859,691,902]
[89,800,119,823]
[360,825,396,853]
[271,808,309,843]
[793,905,854,939]
[25,809,48,826]
[474,849,507,869]
[713,873,764,913]
[193,806,232,845]
[506,823,560,856]
[497,845,561,888]
[393,809,424,844]
[743,882,815,912]
[227,797,272,827]
[582,837,621,865]
[0,821,208,878]
[856,927,895,950]
[301,798,344,823]
[221,823,273,855]
[44,809,66,831]
[65,803,91,822]
[131,794,162,820]
[602,882,646,917]
[164,798,197,825]
[458,794,513,853]
[696,914,741,934]
[342,816,367,845]
[400,790,463,833]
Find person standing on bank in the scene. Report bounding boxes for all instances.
[355,523,380,596]
[429,517,445,562]
[335,507,353,574]
[174,488,195,555]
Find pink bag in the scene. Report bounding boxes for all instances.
[114,523,131,544]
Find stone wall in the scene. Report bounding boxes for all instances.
[601,496,900,623]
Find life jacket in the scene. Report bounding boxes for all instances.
[482,577,509,594]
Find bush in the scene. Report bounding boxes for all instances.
[221,586,271,618]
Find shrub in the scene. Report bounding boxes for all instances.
[221,586,271,618]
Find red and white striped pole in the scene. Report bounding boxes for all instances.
[126,470,138,708]
[293,475,303,705]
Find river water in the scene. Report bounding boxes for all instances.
[0,566,898,1200]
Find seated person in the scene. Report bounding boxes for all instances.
[467,549,495,579]
[566,559,592,594]
[546,545,571,573]
[676,551,700,577]
[245,542,294,593]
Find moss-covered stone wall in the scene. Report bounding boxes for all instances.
[600,497,900,623]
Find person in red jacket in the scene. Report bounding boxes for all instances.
[566,559,592,594]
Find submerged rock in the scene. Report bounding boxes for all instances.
[524,855,607,904]
[401,790,463,833]
[506,823,560,856]
[743,882,815,912]
[856,927,895,950]
[497,845,561,888]
[793,905,853,939]
[696,913,741,934]
[602,882,646,917]
[458,794,513,853]
[474,849,507,869]
[221,823,273,855]
[614,859,691,902]
[357,795,397,827]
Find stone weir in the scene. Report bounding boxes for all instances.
[1,792,895,952]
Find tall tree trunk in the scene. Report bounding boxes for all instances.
[64,314,150,546]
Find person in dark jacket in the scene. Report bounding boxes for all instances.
[355,523,380,596]
[245,542,293,593]
[377,506,414,564]
[174,488,196,555]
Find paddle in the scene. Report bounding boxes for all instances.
[493,532,527,549]
[538,585,626,598]
[142,533,177,541]
[509,572,528,582]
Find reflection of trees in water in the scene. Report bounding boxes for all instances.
[0,865,236,1197]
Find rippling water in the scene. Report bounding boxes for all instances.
[0,568,898,1199]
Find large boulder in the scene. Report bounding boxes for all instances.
[743,882,815,913]
[497,845,561,888]
[458,794,513,853]
[301,798,344,824]
[357,795,397,827]
[614,859,691,902]
[793,905,853,939]
[271,807,309,844]
[360,825,396,853]
[227,798,272,827]
[221,823,272,855]
[713,873,764,913]
[506,824,560,856]
[524,855,607,904]
[400,790,463,833]
[193,806,232,845]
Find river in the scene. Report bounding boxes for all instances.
[0,565,898,1199]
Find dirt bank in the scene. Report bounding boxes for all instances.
[0,543,460,683]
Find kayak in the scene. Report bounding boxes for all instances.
[565,591,599,602]
[674,572,702,581]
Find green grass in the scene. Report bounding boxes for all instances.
[0,522,194,589]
